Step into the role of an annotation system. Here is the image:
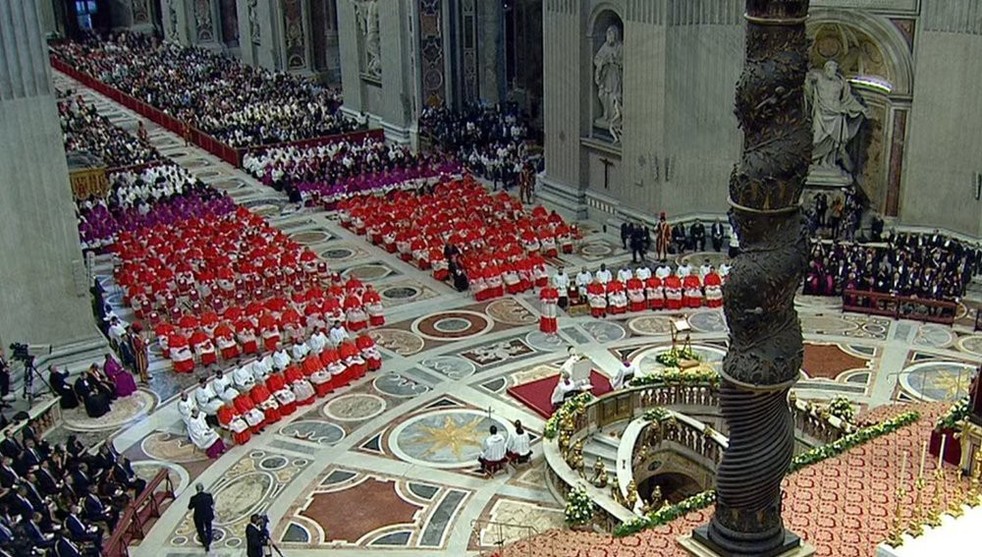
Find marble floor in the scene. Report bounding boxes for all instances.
[54,72,982,557]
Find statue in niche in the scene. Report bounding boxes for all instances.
[353,0,382,77]
[247,0,260,45]
[805,60,871,179]
[594,24,623,143]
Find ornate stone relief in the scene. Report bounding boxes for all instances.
[194,0,214,42]
[418,0,446,106]
[168,0,178,36]
[283,0,307,69]
[131,0,150,24]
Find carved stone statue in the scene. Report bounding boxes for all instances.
[591,457,608,488]
[353,0,382,77]
[593,24,623,142]
[805,60,870,178]
[247,0,260,45]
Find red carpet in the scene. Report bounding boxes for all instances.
[507,371,613,418]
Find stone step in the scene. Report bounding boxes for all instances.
[592,432,622,451]
[583,438,618,467]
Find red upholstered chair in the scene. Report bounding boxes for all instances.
[250,383,282,423]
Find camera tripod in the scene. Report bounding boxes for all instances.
[19,355,53,408]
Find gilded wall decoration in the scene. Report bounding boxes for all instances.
[419,0,446,106]
[194,0,214,42]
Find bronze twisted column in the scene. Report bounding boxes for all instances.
[690,1,813,556]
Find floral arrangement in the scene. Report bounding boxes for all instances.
[824,395,856,423]
[544,392,594,440]
[629,366,720,389]
[564,484,596,526]
[654,347,702,368]
[935,397,969,431]
[788,410,920,472]
[611,409,921,537]
[614,491,717,536]
[643,407,670,423]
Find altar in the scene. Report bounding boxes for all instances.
[875,505,982,557]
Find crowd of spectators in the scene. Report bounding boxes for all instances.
[0,423,144,556]
[242,137,456,205]
[806,230,982,302]
[76,163,235,250]
[58,92,161,168]
[419,103,538,188]
[52,32,355,148]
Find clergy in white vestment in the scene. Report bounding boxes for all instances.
[250,359,271,383]
[194,378,224,415]
[655,263,672,280]
[553,267,571,308]
[177,392,197,425]
[272,346,292,371]
[291,341,310,361]
[507,420,532,463]
[699,261,713,280]
[611,360,639,390]
[595,264,612,285]
[187,410,225,458]
[575,268,593,297]
[635,265,652,281]
[308,330,328,354]
[329,322,349,347]
[212,370,239,403]
[232,363,256,392]
[550,373,578,409]
[479,425,508,476]
[617,266,633,282]
[676,262,693,277]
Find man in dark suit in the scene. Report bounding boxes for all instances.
[0,457,18,489]
[188,483,215,552]
[245,513,269,557]
[0,431,20,460]
[65,505,102,545]
[710,218,725,252]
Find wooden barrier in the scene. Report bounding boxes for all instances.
[104,468,176,557]
[842,289,958,325]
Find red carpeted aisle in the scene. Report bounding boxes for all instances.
[507,371,613,418]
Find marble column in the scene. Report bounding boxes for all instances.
[0,1,102,348]
[476,0,504,103]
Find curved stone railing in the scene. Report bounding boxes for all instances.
[544,380,854,529]
[617,410,729,515]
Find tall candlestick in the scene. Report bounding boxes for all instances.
[919,440,927,478]
[938,436,947,470]
[899,451,907,491]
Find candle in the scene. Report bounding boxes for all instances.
[919,440,927,478]
[938,436,947,470]
[899,451,907,487]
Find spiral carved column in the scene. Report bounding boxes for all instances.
[688,1,813,556]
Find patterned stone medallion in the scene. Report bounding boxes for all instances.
[687,310,728,333]
[141,431,210,464]
[412,310,494,341]
[472,497,564,550]
[323,393,388,422]
[461,337,536,367]
[169,450,309,549]
[485,299,536,325]
[341,263,398,282]
[290,230,333,244]
[627,315,677,336]
[578,242,616,261]
[367,329,425,356]
[131,460,188,495]
[899,361,978,402]
[279,420,346,445]
[390,409,511,468]
[181,158,212,168]
[62,389,156,431]
[419,356,477,380]
[524,331,567,352]
[373,372,432,398]
[581,320,627,343]
[377,279,440,307]
[319,245,360,263]
[955,334,982,357]
[913,324,957,349]
[800,314,861,335]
